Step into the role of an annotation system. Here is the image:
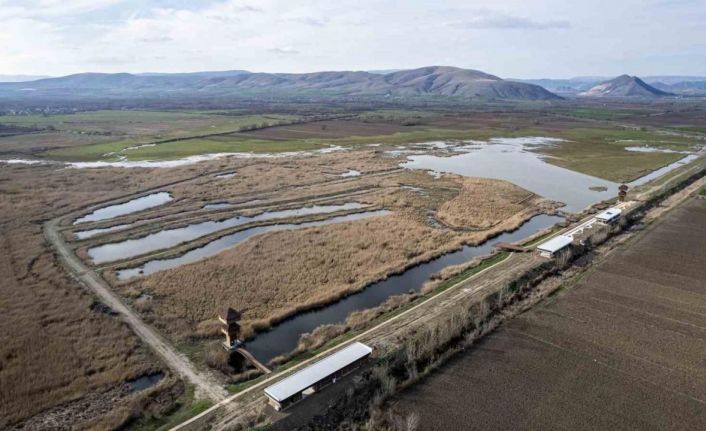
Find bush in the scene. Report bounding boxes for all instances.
[204,344,231,373]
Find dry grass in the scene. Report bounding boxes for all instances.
[436,177,535,229]
[166,150,397,203]
[126,173,550,345]
[133,213,458,340]
[0,163,192,428]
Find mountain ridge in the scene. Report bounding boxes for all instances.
[0,66,560,101]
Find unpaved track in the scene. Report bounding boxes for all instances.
[44,217,228,402]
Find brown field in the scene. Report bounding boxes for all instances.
[390,196,706,430]
[0,163,194,429]
[0,132,115,155]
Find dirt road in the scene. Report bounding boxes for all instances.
[44,217,228,402]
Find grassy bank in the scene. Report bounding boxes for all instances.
[130,386,212,431]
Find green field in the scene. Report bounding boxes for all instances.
[535,127,697,182]
[2,106,704,184]
[552,107,651,121]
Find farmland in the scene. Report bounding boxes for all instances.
[390,195,706,430]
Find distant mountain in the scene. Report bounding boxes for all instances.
[366,69,402,75]
[649,80,706,95]
[0,75,51,83]
[578,75,673,98]
[643,75,706,85]
[510,77,606,94]
[0,66,560,101]
[383,67,559,99]
[136,70,251,78]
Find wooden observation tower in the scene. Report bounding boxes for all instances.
[618,184,629,202]
[219,307,242,351]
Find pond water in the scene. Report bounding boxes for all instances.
[245,213,563,363]
[401,138,616,212]
[75,224,132,240]
[127,372,164,392]
[215,172,237,178]
[401,138,703,212]
[624,146,690,154]
[89,202,368,264]
[73,192,172,225]
[203,202,233,210]
[116,209,391,280]
[339,169,361,177]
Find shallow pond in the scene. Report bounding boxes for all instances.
[401,138,703,212]
[245,213,563,363]
[116,209,391,280]
[89,202,368,264]
[215,172,237,178]
[339,169,361,177]
[202,202,233,210]
[75,224,132,240]
[74,192,172,225]
[401,138,616,212]
[127,372,164,392]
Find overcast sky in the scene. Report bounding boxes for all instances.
[1,0,705,78]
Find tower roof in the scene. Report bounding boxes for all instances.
[220,307,241,322]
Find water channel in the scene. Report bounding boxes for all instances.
[89,202,368,264]
[245,213,563,363]
[116,210,391,280]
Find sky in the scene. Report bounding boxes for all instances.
[1,0,705,78]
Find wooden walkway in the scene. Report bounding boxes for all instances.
[495,242,530,252]
[235,348,272,374]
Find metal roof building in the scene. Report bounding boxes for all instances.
[536,235,573,258]
[264,342,373,410]
[596,208,622,224]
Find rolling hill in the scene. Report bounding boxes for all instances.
[0,66,560,101]
[578,75,673,98]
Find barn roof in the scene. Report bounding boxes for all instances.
[264,342,372,402]
[596,208,622,221]
[536,235,573,253]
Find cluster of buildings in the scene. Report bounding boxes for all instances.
[536,207,622,258]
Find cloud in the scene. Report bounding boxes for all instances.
[454,10,570,30]
[268,47,300,55]
[289,16,327,27]
[0,0,703,77]
[0,0,123,19]
[139,36,173,43]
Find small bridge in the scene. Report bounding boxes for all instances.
[235,347,272,374]
[495,242,531,253]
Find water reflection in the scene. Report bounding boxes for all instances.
[116,210,391,279]
[89,202,368,264]
[74,192,172,224]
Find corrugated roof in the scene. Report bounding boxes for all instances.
[537,235,573,253]
[596,208,622,221]
[264,342,372,402]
